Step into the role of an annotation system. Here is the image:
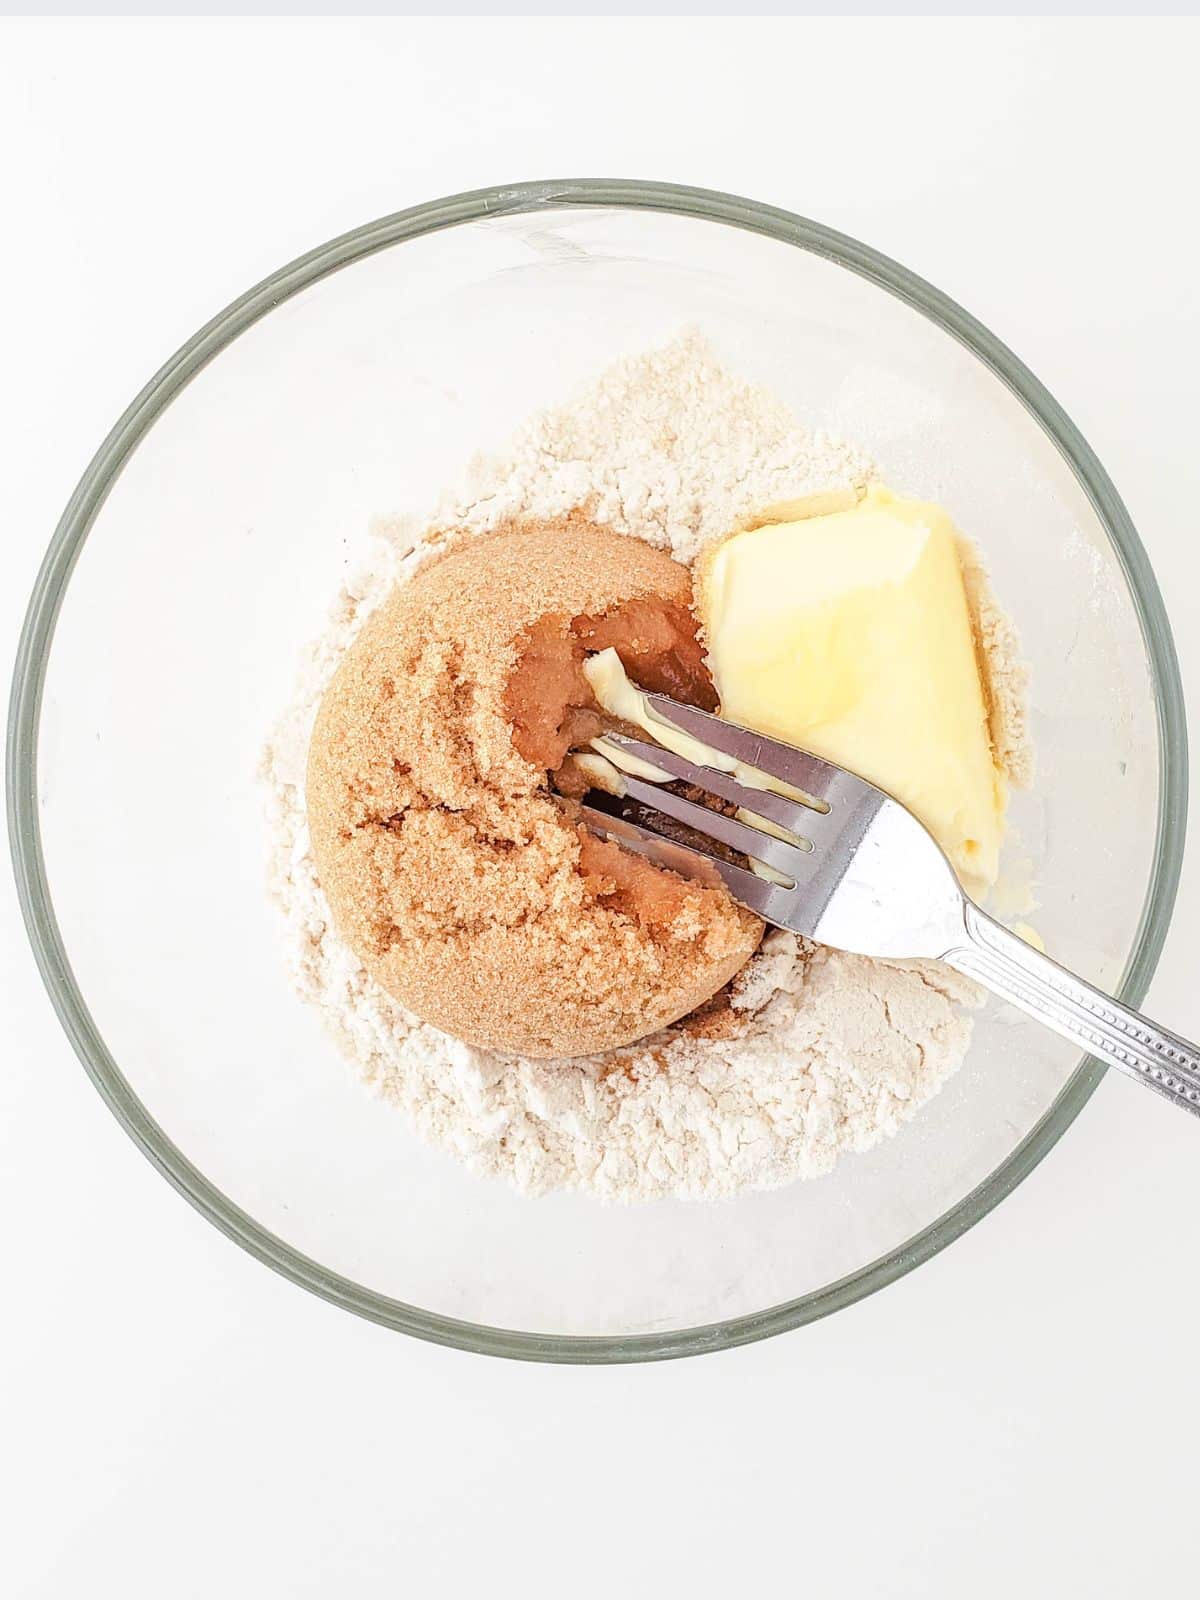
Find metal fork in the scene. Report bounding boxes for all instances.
[581,693,1200,1120]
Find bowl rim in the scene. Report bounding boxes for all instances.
[7,178,1188,1363]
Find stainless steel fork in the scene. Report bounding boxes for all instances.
[581,692,1200,1120]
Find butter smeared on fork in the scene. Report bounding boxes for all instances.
[581,649,801,885]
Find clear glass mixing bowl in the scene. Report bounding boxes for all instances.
[8,181,1186,1361]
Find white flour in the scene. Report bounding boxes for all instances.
[262,331,1002,1203]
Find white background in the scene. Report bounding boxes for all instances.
[3,16,1199,1597]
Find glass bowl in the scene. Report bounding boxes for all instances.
[8,180,1186,1362]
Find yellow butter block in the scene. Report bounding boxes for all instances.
[697,486,1006,896]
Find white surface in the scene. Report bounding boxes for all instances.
[2,16,1198,1597]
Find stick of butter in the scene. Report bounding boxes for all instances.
[696,485,1007,897]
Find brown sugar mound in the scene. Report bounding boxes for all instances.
[306,519,763,1058]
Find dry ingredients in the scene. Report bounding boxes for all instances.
[262,332,1029,1202]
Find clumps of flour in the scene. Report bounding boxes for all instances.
[379,329,874,569]
[262,330,1009,1203]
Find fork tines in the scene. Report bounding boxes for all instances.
[579,803,791,920]
[641,691,842,809]
[615,773,810,883]
[581,694,856,903]
[599,733,806,834]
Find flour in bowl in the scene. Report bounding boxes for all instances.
[261,331,1026,1202]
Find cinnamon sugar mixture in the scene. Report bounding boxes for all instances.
[262,332,1029,1201]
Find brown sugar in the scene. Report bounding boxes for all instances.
[574,829,698,931]
[306,518,762,1058]
[504,595,715,773]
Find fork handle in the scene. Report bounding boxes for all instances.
[945,902,1200,1119]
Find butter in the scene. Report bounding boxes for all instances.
[569,751,628,797]
[589,736,673,784]
[698,485,1006,894]
[583,650,739,774]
